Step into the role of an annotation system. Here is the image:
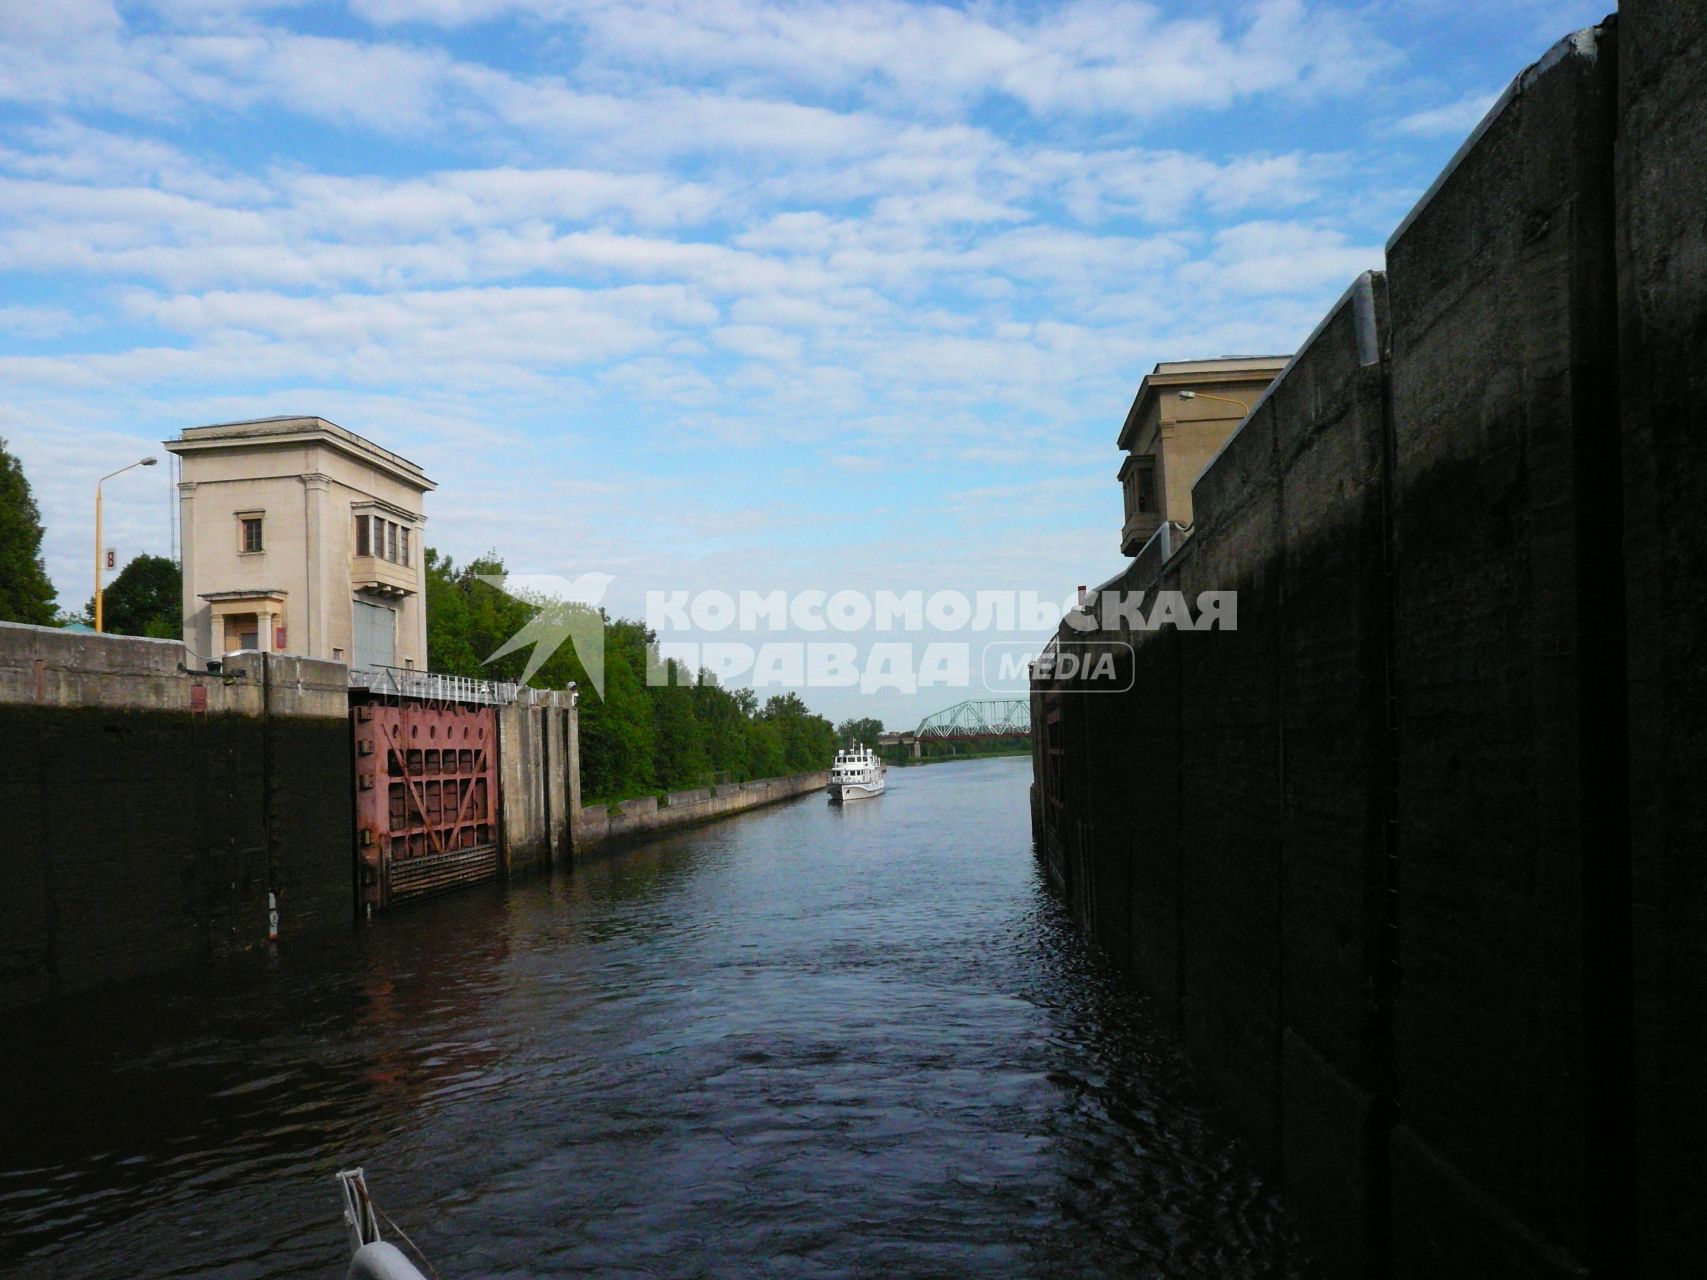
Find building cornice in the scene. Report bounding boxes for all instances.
[164,417,436,493]
[199,588,289,602]
[1116,357,1290,451]
[350,496,422,523]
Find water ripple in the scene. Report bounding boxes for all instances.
[0,758,1314,1279]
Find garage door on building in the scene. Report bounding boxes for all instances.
[352,599,396,675]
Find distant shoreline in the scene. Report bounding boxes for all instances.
[888,748,1030,768]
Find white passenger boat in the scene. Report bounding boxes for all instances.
[828,744,886,804]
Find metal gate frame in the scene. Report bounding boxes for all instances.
[353,697,500,907]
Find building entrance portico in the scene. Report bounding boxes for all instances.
[201,588,288,655]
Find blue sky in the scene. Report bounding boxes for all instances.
[0,0,1609,723]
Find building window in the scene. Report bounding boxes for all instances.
[1137,464,1156,515]
[356,513,414,566]
[240,516,264,553]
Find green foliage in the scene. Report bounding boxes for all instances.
[0,439,58,625]
[90,553,181,637]
[423,549,531,678]
[652,663,711,789]
[760,693,839,774]
[424,549,838,803]
[583,619,656,800]
[882,737,1031,765]
[835,716,886,748]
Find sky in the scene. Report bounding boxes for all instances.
[0,0,1611,724]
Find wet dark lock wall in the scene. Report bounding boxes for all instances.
[0,700,353,1012]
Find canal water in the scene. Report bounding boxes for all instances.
[0,756,1314,1279]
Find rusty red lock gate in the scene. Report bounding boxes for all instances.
[353,698,500,908]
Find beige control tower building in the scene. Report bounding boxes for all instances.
[165,416,435,674]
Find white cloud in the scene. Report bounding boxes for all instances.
[713,324,802,363]
[0,0,123,44]
[0,305,80,338]
[1,1,1400,146]
[2,0,1511,726]
[364,0,1399,120]
[1180,220,1383,296]
[1388,89,1500,138]
[349,0,554,21]
[0,120,269,202]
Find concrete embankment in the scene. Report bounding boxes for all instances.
[1033,11,1706,1279]
[570,771,829,852]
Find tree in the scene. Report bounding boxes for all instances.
[652,661,711,788]
[745,718,788,779]
[762,693,836,773]
[581,640,654,798]
[694,674,752,780]
[91,554,181,637]
[0,438,57,625]
[836,717,886,748]
[422,545,842,802]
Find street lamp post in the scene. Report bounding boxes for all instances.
[1177,389,1251,416]
[95,457,159,632]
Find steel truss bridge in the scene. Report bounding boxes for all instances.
[914,698,1031,742]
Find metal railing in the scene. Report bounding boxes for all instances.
[1133,519,1191,572]
[349,664,545,706]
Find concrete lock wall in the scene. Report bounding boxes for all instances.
[497,694,575,873]
[0,613,838,1014]
[0,623,353,1013]
[1034,9,1707,1276]
[1151,273,1392,1279]
[1173,362,1286,1179]
[1272,278,1394,1280]
[1615,3,1707,1274]
[570,771,829,852]
[1385,25,1621,1279]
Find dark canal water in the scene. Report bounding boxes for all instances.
[0,757,1313,1279]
